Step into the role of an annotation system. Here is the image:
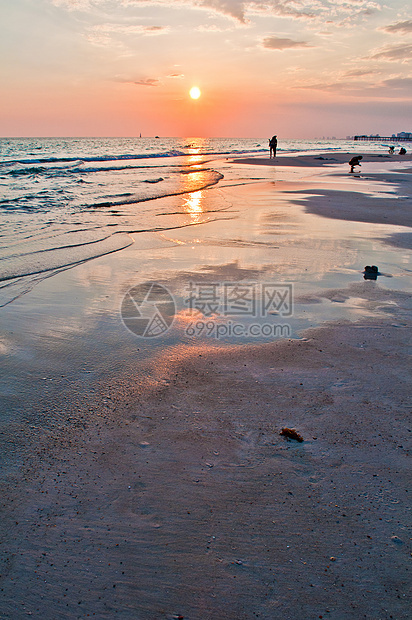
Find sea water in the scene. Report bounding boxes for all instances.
[1,136,404,307]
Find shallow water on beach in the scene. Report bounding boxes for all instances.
[1,141,411,444]
[2,136,409,307]
[1,160,410,355]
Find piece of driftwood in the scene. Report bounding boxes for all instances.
[280,427,304,442]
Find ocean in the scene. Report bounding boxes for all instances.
[0,136,399,308]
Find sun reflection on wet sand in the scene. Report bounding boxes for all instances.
[188,155,203,164]
[183,190,204,223]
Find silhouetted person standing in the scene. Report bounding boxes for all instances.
[269,135,277,158]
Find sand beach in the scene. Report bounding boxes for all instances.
[1,149,411,619]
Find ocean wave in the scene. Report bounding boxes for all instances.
[8,166,48,177]
[0,162,223,213]
[0,213,230,306]
[0,160,226,181]
[0,194,48,210]
[0,153,173,166]
[86,170,224,209]
[0,147,267,168]
[1,162,163,180]
[0,236,133,307]
[0,233,132,302]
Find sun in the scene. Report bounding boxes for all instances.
[189,86,201,100]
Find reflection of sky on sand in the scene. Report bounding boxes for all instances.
[1,167,411,470]
[2,161,411,353]
[21,179,406,348]
[155,183,365,281]
[2,157,411,482]
[156,172,409,338]
[55,171,411,325]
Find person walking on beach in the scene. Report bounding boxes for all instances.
[349,155,362,173]
[269,135,277,158]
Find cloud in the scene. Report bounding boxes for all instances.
[295,74,412,98]
[198,0,247,23]
[296,80,363,93]
[344,68,377,77]
[219,0,380,24]
[51,0,382,26]
[144,25,168,34]
[114,76,160,86]
[370,44,412,62]
[196,23,231,31]
[85,22,168,46]
[51,0,93,8]
[167,72,185,78]
[262,36,312,50]
[91,23,168,36]
[381,20,412,35]
[382,77,412,90]
[132,78,160,86]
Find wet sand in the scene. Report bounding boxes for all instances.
[236,152,412,229]
[236,151,412,168]
[1,153,411,619]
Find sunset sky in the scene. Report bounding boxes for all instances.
[1,0,411,137]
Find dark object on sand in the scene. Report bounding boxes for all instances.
[364,265,379,280]
[349,155,363,172]
[399,147,406,155]
[280,427,304,442]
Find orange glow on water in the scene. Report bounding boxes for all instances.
[183,190,204,223]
